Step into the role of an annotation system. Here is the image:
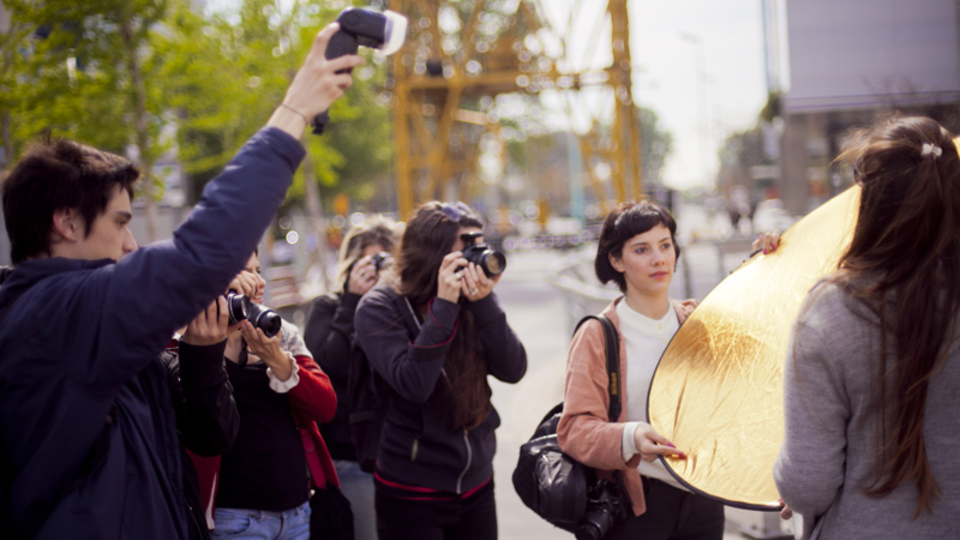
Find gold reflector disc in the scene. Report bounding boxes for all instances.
[648,186,860,509]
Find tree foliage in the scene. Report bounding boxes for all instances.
[0,0,394,213]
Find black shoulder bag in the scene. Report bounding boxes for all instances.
[512,314,629,536]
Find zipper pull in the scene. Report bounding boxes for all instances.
[411,438,419,462]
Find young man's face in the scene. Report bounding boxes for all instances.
[76,185,137,262]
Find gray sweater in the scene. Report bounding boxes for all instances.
[774,280,960,539]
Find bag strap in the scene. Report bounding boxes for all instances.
[574,314,621,421]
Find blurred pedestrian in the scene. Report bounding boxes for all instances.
[775,116,960,539]
[355,201,527,540]
[0,22,362,540]
[304,216,401,540]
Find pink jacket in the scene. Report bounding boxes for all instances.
[557,297,693,516]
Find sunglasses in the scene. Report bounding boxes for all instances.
[440,201,471,222]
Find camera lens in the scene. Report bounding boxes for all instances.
[481,251,506,276]
[248,302,282,338]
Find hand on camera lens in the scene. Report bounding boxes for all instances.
[347,255,378,296]
[460,262,499,302]
[437,251,468,304]
[240,321,284,362]
[632,422,685,462]
[183,297,232,346]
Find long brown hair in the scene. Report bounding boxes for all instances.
[832,116,960,516]
[395,202,490,430]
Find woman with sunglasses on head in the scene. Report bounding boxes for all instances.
[775,117,960,539]
[558,200,779,540]
[354,201,527,540]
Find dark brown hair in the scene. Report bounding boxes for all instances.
[395,201,489,430]
[2,136,138,264]
[832,116,960,516]
[595,200,680,292]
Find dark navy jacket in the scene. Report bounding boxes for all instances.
[0,128,304,539]
[355,287,527,494]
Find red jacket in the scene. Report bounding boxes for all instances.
[189,331,338,524]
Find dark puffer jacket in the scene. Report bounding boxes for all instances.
[355,286,526,494]
[0,127,304,540]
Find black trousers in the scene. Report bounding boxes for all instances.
[375,480,497,540]
[606,477,725,540]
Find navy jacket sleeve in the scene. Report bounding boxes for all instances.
[86,128,304,389]
[355,289,461,404]
[304,292,362,382]
[465,292,527,383]
[164,340,240,456]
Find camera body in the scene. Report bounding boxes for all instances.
[575,479,631,540]
[370,251,393,272]
[311,8,408,135]
[224,291,282,338]
[460,232,507,278]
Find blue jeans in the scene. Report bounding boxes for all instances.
[334,459,376,540]
[211,501,311,540]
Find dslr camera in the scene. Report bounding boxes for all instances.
[575,479,631,540]
[224,291,282,338]
[460,232,507,277]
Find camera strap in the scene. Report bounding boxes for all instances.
[574,314,621,421]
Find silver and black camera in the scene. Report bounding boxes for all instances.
[224,291,282,338]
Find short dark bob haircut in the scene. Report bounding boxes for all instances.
[594,200,680,293]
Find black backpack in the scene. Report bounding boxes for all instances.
[512,314,626,532]
[347,293,423,474]
[345,342,389,474]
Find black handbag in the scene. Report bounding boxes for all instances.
[512,314,625,533]
[309,485,354,540]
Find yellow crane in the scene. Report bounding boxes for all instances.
[387,0,644,220]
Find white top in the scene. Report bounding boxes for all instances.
[615,299,687,491]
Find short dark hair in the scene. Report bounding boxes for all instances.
[2,137,138,264]
[595,200,680,292]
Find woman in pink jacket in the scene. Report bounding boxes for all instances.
[558,200,779,540]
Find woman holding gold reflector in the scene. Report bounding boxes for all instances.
[558,200,778,540]
[775,117,960,539]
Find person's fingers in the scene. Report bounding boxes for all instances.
[752,234,763,253]
[326,55,366,75]
[309,22,341,59]
[216,296,229,331]
[462,263,479,293]
[441,251,463,269]
[779,504,793,520]
[771,230,782,251]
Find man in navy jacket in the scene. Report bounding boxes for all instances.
[0,23,362,540]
